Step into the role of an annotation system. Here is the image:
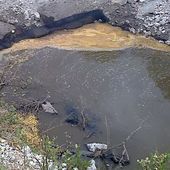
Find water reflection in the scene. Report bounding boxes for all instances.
[147,51,170,99]
[1,47,170,170]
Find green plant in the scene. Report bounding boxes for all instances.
[0,163,7,170]
[41,136,60,170]
[0,102,89,170]
[64,145,89,170]
[137,152,170,170]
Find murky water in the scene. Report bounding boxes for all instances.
[1,47,170,169]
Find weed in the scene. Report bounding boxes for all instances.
[137,152,170,170]
[0,101,89,170]
[64,146,90,170]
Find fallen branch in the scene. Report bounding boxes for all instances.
[80,96,87,131]
[17,96,50,114]
[86,117,149,168]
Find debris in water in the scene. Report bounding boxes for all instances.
[65,105,80,125]
[65,112,79,125]
[42,101,58,114]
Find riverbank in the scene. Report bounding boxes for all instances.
[1,23,170,54]
[0,102,95,170]
[0,0,169,50]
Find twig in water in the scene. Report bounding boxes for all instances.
[84,132,95,139]
[80,109,86,130]
[105,115,110,147]
[102,117,149,167]
[80,96,87,131]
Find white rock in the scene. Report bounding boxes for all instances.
[86,143,107,152]
[87,160,97,170]
[139,0,146,2]
[165,40,170,45]
[0,138,7,143]
[62,168,67,170]
[73,168,79,170]
[34,11,40,20]
[42,101,58,114]
[62,163,67,167]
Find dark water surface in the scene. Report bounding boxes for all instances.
[1,48,170,169]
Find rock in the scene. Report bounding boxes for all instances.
[73,168,78,170]
[34,11,40,20]
[165,40,170,45]
[42,101,58,114]
[62,163,67,167]
[0,138,82,170]
[86,143,107,152]
[87,160,97,170]
[129,27,136,33]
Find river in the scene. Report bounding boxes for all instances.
[0,23,170,169]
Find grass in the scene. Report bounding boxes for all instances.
[0,100,40,148]
[64,146,90,170]
[0,100,89,170]
[40,136,89,170]
[137,152,170,170]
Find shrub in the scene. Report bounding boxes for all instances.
[137,152,170,170]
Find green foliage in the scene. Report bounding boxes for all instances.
[0,101,18,126]
[137,152,170,170]
[65,146,89,170]
[0,163,7,170]
[41,136,59,170]
[40,137,89,170]
[0,101,89,170]
[0,111,18,125]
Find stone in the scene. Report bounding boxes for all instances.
[86,143,108,152]
[42,101,58,114]
[165,40,170,45]
[129,27,136,33]
[87,160,97,170]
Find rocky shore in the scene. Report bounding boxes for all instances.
[0,0,169,48]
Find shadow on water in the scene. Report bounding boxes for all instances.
[1,47,170,169]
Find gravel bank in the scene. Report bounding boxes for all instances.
[0,138,96,170]
[0,0,169,46]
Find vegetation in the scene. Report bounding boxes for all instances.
[138,152,170,170]
[0,101,89,170]
[0,100,40,147]
[64,146,89,170]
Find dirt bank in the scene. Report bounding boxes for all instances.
[0,0,169,48]
[3,23,170,53]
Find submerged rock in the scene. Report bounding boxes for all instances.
[87,160,97,170]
